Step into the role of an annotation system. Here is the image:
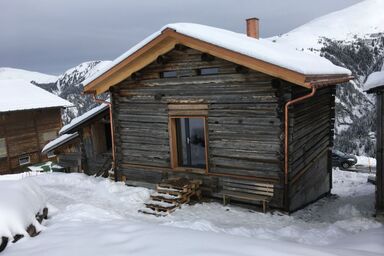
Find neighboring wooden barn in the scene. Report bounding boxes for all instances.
[0,79,72,174]
[82,20,353,212]
[42,103,112,175]
[364,71,384,217]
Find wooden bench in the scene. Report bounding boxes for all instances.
[222,178,274,213]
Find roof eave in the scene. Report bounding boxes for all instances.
[83,28,352,95]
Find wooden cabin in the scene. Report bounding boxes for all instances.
[42,103,112,175]
[364,71,384,217]
[0,79,72,174]
[82,20,353,212]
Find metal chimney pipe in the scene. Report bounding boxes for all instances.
[246,18,259,39]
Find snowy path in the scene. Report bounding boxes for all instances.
[3,170,383,255]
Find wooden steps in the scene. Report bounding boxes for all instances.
[139,177,202,216]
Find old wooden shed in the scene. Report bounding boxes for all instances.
[0,79,72,174]
[364,71,384,217]
[42,103,112,175]
[82,21,353,212]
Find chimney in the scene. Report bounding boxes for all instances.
[246,18,259,39]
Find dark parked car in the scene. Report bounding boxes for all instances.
[332,150,358,169]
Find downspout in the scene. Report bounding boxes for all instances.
[92,94,116,178]
[284,84,316,211]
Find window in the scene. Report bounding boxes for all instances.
[42,131,57,142]
[0,138,7,158]
[175,118,206,169]
[19,155,31,166]
[160,70,177,78]
[47,151,56,158]
[160,70,195,78]
[168,104,208,172]
[197,67,219,76]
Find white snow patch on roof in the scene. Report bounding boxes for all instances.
[364,71,384,92]
[0,179,46,238]
[0,79,73,112]
[42,133,79,153]
[83,23,350,88]
[59,102,109,135]
[0,67,57,84]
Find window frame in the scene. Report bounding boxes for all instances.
[168,104,209,174]
[19,155,31,166]
[0,138,7,158]
[42,130,57,142]
[47,151,56,159]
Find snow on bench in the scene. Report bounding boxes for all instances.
[0,179,48,252]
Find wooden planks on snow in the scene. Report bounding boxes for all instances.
[140,177,202,216]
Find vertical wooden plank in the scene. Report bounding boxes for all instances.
[377,92,384,214]
[168,117,178,169]
[204,116,209,174]
[32,112,42,163]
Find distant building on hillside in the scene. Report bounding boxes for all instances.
[42,103,112,175]
[82,20,353,212]
[0,79,72,174]
[364,71,384,217]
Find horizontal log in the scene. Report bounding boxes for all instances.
[211,157,281,172]
[211,165,282,180]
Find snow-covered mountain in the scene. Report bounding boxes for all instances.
[271,0,384,51]
[271,0,384,156]
[35,61,111,123]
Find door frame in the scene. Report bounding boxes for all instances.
[168,116,209,174]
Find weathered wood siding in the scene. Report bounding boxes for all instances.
[288,86,336,211]
[0,108,62,174]
[112,47,286,208]
[54,138,82,172]
[377,92,384,214]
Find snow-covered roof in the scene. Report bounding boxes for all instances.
[0,79,73,112]
[364,71,384,92]
[59,103,109,135]
[0,67,58,84]
[83,23,351,93]
[42,133,79,153]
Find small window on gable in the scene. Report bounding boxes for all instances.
[19,155,31,166]
[160,70,178,78]
[198,67,219,76]
[42,131,57,142]
[47,151,56,158]
[0,138,7,158]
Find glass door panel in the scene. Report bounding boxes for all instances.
[175,118,206,169]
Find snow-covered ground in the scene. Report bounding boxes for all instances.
[1,168,383,255]
[356,156,377,168]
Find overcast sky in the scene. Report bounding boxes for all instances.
[0,0,362,75]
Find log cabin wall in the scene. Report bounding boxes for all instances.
[81,121,112,175]
[112,47,287,208]
[53,109,112,175]
[287,86,336,211]
[377,91,384,214]
[54,138,82,172]
[0,108,62,174]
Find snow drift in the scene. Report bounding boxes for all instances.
[0,179,47,238]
